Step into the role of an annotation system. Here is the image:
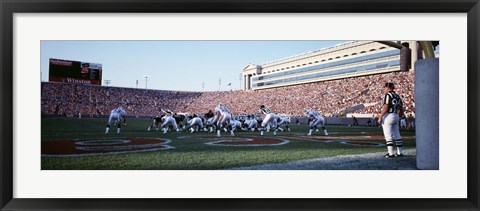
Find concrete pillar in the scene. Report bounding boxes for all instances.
[410,41,418,71]
[243,75,247,90]
[415,58,439,170]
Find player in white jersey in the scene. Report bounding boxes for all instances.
[378,82,404,158]
[243,115,258,132]
[306,109,328,136]
[229,120,243,135]
[186,115,207,133]
[160,115,180,134]
[105,107,127,134]
[259,105,278,136]
[214,104,233,137]
[276,116,291,132]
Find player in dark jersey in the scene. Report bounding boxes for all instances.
[148,115,163,132]
[378,82,405,158]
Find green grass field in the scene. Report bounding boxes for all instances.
[41,117,416,170]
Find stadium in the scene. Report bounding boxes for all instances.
[41,41,439,170]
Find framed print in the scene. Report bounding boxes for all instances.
[1,0,479,210]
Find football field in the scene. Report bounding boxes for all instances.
[41,117,417,170]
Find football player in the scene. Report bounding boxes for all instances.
[306,109,328,136]
[214,104,233,137]
[277,116,291,132]
[105,107,127,134]
[186,115,207,133]
[243,115,258,132]
[259,105,278,136]
[147,115,163,132]
[160,115,180,134]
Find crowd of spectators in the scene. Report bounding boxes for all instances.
[41,82,202,117]
[41,71,414,117]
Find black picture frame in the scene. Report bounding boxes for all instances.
[1,0,479,210]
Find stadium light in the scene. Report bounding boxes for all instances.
[143,75,150,89]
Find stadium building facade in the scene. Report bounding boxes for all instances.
[242,41,419,91]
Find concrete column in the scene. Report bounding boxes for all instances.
[410,41,418,71]
[243,75,247,90]
[415,58,439,170]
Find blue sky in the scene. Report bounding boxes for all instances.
[41,41,347,91]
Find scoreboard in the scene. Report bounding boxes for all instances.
[49,58,102,85]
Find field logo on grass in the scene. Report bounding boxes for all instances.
[178,136,289,147]
[42,137,174,157]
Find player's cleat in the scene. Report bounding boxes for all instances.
[396,153,404,157]
[273,130,276,136]
[315,129,319,132]
[117,128,121,134]
[230,131,235,136]
[224,128,228,132]
[288,128,291,132]
[217,130,221,137]
[260,131,264,136]
[147,127,151,131]
[307,129,313,136]
[324,130,328,136]
[384,153,395,158]
[278,128,284,132]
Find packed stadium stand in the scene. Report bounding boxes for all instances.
[41,70,414,118]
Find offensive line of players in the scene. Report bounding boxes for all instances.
[105,105,327,137]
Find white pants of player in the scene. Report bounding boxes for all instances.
[261,114,278,136]
[107,113,122,126]
[247,120,258,130]
[309,117,325,128]
[217,113,232,129]
[261,113,277,128]
[381,113,403,155]
[161,117,179,131]
[230,121,242,131]
[381,113,401,142]
[188,118,204,129]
